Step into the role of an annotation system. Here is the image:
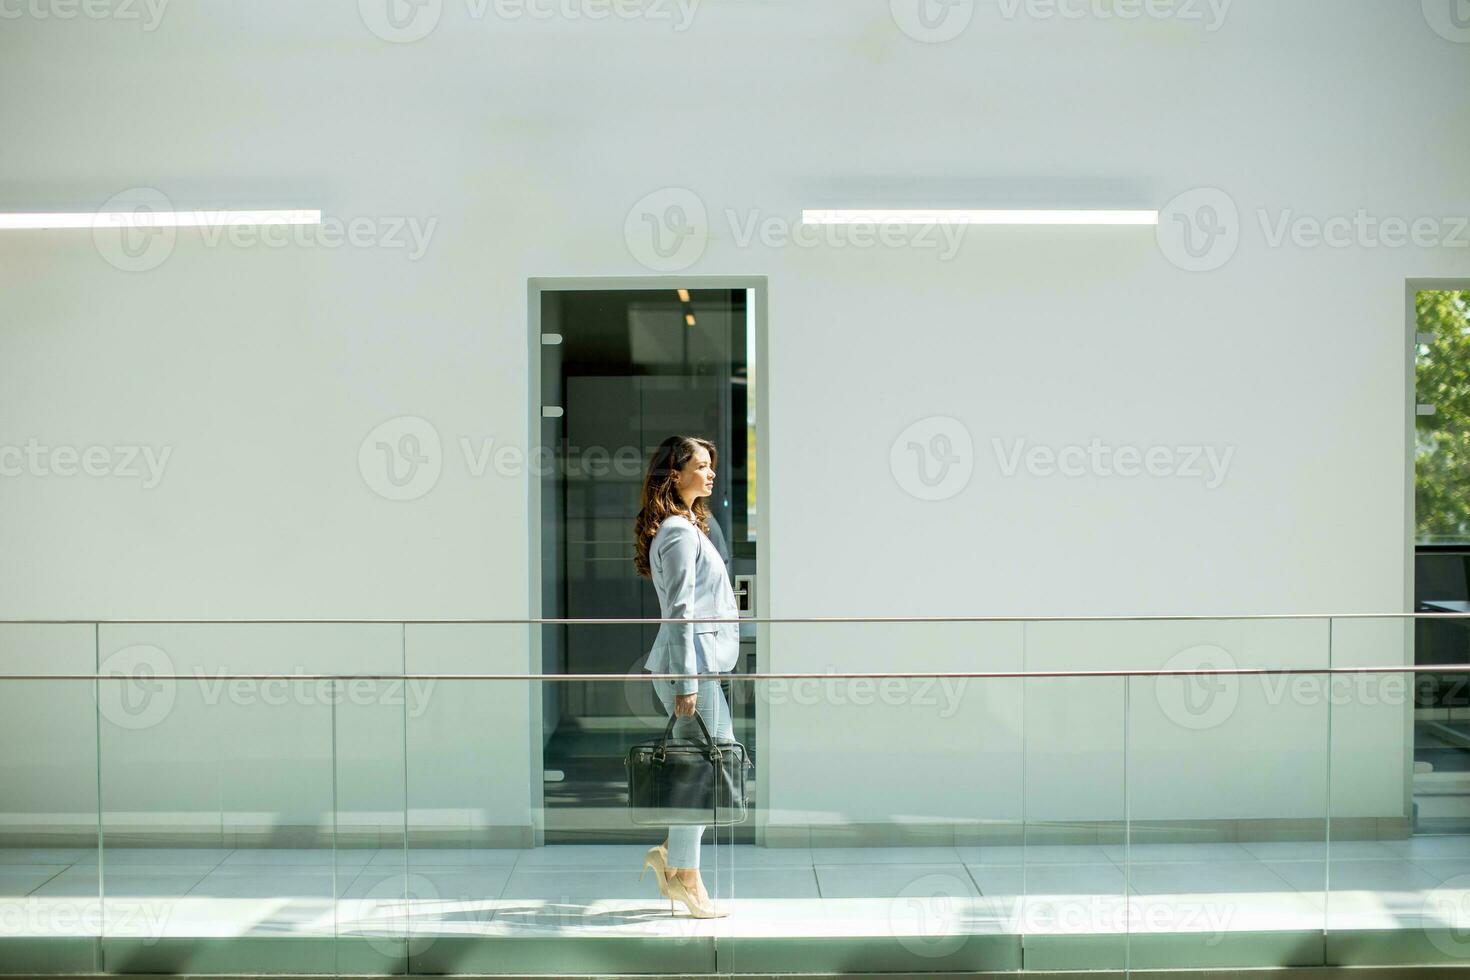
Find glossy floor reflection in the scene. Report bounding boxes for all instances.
[1,838,1468,943]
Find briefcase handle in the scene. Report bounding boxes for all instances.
[653,708,722,763]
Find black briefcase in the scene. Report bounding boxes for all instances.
[625,710,752,826]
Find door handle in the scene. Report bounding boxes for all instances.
[733,574,755,617]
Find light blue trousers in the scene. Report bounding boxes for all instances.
[650,673,733,870]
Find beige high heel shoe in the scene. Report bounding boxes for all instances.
[665,872,728,918]
[639,844,672,897]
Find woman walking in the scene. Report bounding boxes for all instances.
[632,435,740,919]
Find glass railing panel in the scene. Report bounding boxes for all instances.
[720,620,1024,975]
[333,660,412,976]
[1113,617,1330,970]
[0,624,101,975]
[3,614,1464,975]
[396,626,538,975]
[399,625,718,976]
[1328,616,1467,967]
[95,623,243,973]
[95,623,397,975]
[1019,619,1128,973]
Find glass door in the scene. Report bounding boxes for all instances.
[1412,285,1470,834]
[533,283,759,843]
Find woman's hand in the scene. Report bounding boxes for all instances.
[674,692,697,717]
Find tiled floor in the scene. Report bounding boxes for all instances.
[1,838,1469,943]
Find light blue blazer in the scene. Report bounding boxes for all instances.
[644,515,740,695]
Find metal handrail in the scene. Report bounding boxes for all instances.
[0,612,1468,625]
[6,665,1470,681]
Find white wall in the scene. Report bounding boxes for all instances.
[2,0,1467,840]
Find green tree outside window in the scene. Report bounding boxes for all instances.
[1416,290,1470,544]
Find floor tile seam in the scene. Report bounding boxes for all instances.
[22,864,73,897]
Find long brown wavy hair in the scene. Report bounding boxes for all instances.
[633,435,717,579]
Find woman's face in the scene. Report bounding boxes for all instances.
[674,445,714,506]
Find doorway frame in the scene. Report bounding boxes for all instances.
[526,275,770,847]
[1404,278,1470,612]
[1403,277,1470,826]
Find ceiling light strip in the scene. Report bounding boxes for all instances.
[0,209,322,230]
[802,209,1158,226]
